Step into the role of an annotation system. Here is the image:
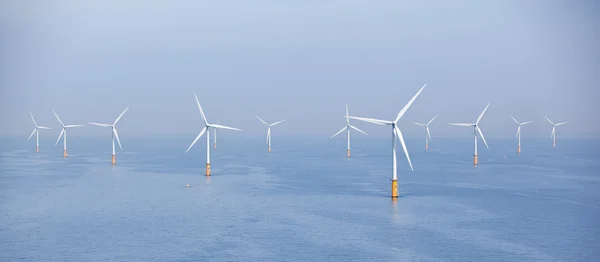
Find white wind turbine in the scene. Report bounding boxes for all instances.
[449,102,491,166]
[509,115,533,154]
[545,116,568,147]
[346,84,426,199]
[53,110,85,158]
[330,104,367,158]
[212,120,220,149]
[256,116,284,153]
[27,113,52,153]
[186,94,241,176]
[88,106,129,165]
[412,114,438,150]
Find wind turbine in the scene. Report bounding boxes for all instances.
[545,116,567,147]
[256,116,284,153]
[509,115,533,154]
[27,113,52,152]
[186,94,241,176]
[330,104,367,158]
[412,114,438,150]
[53,110,85,158]
[346,84,426,199]
[88,106,129,165]
[212,120,220,149]
[449,102,491,166]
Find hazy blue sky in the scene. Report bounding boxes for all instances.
[1,0,598,139]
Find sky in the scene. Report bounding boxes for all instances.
[1,0,598,139]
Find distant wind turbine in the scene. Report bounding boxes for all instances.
[53,110,85,158]
[545,116,567,147]
[186,94,241,176]
[330,104,367,158]
[449,102,491,166]
[412,114,438,150]
[509,115,532,154]
[27,113,52,153]
[88,106,129,165]
[256,116,284,153]
[346,84,426,199]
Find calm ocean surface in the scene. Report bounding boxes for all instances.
[1,136,598,261]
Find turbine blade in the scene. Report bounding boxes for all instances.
[88,122,111,127]
[113,128,123,151]
[55,128,65,146]
[427,114,439,126]
[350,125,368,135]
[556,122,568,126]
[412,122,426,127]
[395,84,427,123]
[256,116,269,126]
[426,127,432,142]
[211,124,241,131]
[270,120,285,126]
[194,94,208,125]
[347,116,390,125]
[37,126,52,130]
[345,104,349,125]
[449,123,475,127]
[30,112,37,126]
[186,127,207,153]
[394,126,413,171]
[65,124,85,128]
[477,126,489,149]
[545,116,555,125]
[113,106,129,125]
[521,121,533,125]
[509,114,519,125]
[330,126,347,139]
[53,110,65,127]
[27,129,36,141]
[476,102,491,125]
[551,126,555,139]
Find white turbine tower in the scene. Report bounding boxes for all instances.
[186,94,241,176]
[88,106,129,165]
[330,104,367,158]
[509,115,533,154]
[545,116,568,147]
[449,102,491,166]
[412,114,438,150]
[346,84,426,199]
[256,116,284,153]
[27,113,52,153]
[53,110,85,158]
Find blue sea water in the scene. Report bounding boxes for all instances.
[1,135,598,261]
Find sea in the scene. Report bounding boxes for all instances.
[1,135,598,261]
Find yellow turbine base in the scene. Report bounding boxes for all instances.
[347,149,350,158]
[426,143,428,150]
[36,146,39,153]
[206,163,211,176]
[473,155,478,166]
[112,155,116,165]
[518,146,521,154]
[268,146,271,153]
[64,150,68,158]
[214,143,217,149]
[391,179,398,199]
